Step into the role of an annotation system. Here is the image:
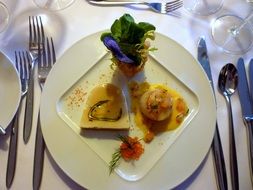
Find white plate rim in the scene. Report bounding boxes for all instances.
[40,31,216,190]
[0,52,21,129]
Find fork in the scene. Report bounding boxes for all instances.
[88,0,183,14]
[33,37,56,190]
[23,16,45,143]
[6,51,31,188]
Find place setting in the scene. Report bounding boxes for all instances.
[0,0,252,190]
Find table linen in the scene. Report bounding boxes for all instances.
[0,0,252,189]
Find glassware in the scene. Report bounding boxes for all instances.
[33,0,75,11]
[0,2,9,32]
[184,0,224,16]
[211,12,253,54]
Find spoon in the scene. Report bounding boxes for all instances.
[0,125,6,135]
[218,63,239,190]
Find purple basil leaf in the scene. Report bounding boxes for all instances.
[103,36,134,64]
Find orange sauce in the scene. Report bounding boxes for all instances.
[128,81,188,142]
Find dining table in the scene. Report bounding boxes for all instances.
[0,0,252,189]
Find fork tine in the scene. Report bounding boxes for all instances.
[29,17,32,46]
[23,51,31,80]
[39,16,45,43]
[166,0,181,5]
[14,51,19,72]
[166,0,183,12]
[18,52,24,79]
[37,16,45,45]
[29,16,45,50]
[50,37,56,64]
[46,37,51,67]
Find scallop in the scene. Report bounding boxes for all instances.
[140,88,173,121]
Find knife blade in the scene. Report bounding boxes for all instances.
[197,37,228,190]
[237,58,253,182]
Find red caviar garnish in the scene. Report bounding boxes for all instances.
[109,135,144,174]
[120,136,144,161]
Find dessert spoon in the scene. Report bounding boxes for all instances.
[218,63,239,190]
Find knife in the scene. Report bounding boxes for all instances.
[197,37,228,190]
[237,58,253,183]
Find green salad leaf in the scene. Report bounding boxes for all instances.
[101,14,156,65]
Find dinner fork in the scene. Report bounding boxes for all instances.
[33,37,56,190]
[6,51,31,188]
[23,16,45,143]
[88,0,183,14]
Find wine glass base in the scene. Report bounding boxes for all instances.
[33,0,75,11]
[0,2,9,32]
[184,0,224,16]
[211,15,253,54]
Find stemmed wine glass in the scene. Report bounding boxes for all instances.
[184,0,224,16]
[33,0,75,11]
[0,2,9,32]
[211,12,253,54]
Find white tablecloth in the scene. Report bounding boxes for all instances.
[0,0,252,189]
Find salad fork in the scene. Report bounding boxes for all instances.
[6,51,31,188]
[33,37,56,190]
[23,16,45,143]
[88,0,183,14]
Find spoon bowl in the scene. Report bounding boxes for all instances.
[218,63,239,190]
[218,63,238,97]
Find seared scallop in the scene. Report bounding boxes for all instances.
[140,88,173,121]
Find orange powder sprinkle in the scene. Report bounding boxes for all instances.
[66,86,87,109]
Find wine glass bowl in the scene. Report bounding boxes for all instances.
[33,0,75,11]
[211,14,253,54]
[184,0,224,16]
[0,2,9,32]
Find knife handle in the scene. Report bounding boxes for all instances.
[6,110,19,188]
[33,113,45,190]
[23,68,34,143]
[212,124,228,190]
[245,119,253,184]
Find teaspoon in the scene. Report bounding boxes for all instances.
[218,63,239,190]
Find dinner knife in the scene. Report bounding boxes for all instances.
[237,58,253,183]
[197,37,228,190]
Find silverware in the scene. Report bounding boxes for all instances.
[218,63,239,190]
[88,0,183,14]
[197,37,228,190]
[6,51,31,188]
[23,16,45,143]
[33,37,56,190]
[237,58,253,184]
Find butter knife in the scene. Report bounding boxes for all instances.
[197,37,228,190]
[237,58,253,182]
